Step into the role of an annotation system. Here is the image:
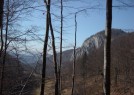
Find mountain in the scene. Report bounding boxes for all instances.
[45,29,126,63]
[18,29,126,65]
[18,29,126,66]
[1,28,129,95]
[71,29,126,59]
[47,49,73,63]
[34,30,134,95]
[16,28,127,74]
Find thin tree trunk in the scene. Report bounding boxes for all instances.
[103,0,112,95]
[40,0,50,95]
[114,67,118,86]
[0,0,4,30]
[0,0,10,94]
[0,0,4,57]
[49,13,59,95]
[71,13,77,95]
[59,0,63,94]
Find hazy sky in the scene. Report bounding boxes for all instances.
[22,0,134,53]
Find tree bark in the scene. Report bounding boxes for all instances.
[40,0,50,95]
[59,0,63,94]
[0,0,4,30]
[0,0,9,94]
[0,0,4,57]
[103,0,112,95]
[49,13,59,95]
[71,13,77,95]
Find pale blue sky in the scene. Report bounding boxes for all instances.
[21,0,134,53]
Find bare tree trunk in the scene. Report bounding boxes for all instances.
[114,67,118,86]
[49,13,59,95]
[59,0,63,94]
[71,13,77,95]
[0,0,10,94]
[40,0,50,95]
[0,0,4,57]
[0,0,4,30]
[103,0,112,95]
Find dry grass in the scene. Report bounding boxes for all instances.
[33,75,134,95]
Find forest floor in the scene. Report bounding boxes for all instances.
[34,75,134,95]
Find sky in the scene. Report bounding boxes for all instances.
[21,0,134,53]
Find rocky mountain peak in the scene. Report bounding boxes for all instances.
[71,29,126,59]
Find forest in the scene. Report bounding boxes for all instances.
[0,0,134,95]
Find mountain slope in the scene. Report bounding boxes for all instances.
[0,53,39,95]
[20,29,126,64]
[73,29,126,59]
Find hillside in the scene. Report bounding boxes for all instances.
[0,53,40,95]
[1,29,134,95]
[72,29,126,59]
[33,29,134,95]
[73,31,134,95]
[45,29,126,63]
[36,32,134,95]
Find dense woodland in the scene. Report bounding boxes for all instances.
[0,0,134,95]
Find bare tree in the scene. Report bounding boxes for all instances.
[59,0,63,94]
[71,13,77,95]
[0,0,4,29]
[0,0,38,94]
[49,13,59,95]
[0,0,35,57]
[0,0,4,57]
[103,0,112,95]
[19,55,41,95]
[40,0,50,95]
[0,0,10,94]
